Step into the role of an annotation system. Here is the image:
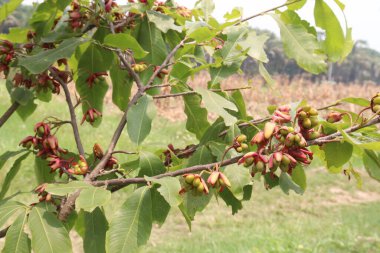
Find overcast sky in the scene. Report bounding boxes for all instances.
[22,0,380,52]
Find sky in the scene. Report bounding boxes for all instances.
[22,0,380,52]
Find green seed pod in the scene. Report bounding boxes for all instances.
[236,147,243,153]
[309,108,318,116]
[294,134,301,143]
[287,127,294,133]
[302,105,311,112]
[236,134,247,143]
[197,183,204,193]
[256,161,265,172]
[302,118,312,129]
[37,126,45,137]
[373,104,380,113]
[243,157,254,167]
[185,174,194,184]
[241,143,249,150]
[298,111,307,119]
[310,116,319,127]
[192,177,201,187]
[281,155,290,166]
[373,96,380,105]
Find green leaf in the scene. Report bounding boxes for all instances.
[271,13,326,74]
[146,10,182,33]
[321,141,353,172]
[106,187,152,253]
[11,88,33,106]
[34,156,55,184]
[188,26,216,43]
[339,97,370,107]
[196,88,237,126]
[83,207,108,253]
[0,150,26,173]
[150,187,170,226]
[138,19,168,65]
[0,0,22,23]
[138,151,166,177]
[76,187,111,212]
[178,203,192,231]
[287,0,306,10]
[291,165,307,191]
[2,211,31,253]
[45,181,91,196]
[187,145,214,166]
[259,62,275,86]
[279,172,304,195]
[223,165,251,200]
[209,63,241,89]
[340,130,380,151]
[197,0,215,22]
[219,187,242,215]
[145,176,182,207]
[239,30,269,63]
[110,63,133,111]
[314,0,345,61]
[29,204,72,253]
[215,26,248,65]
[223,7,242,21]
[0,152,30,200]
[16,100,37,121]
[18,37,87,74]
[127,95,156,145]
[104,34,148,59]
[0,27,29,43]
[182,189,213,220]
[363,150,380,181]
[0,201,26,228]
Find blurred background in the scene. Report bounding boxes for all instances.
[0,0,380,252]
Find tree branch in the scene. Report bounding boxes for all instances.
[49,68,85,157]
[153,86,252,99]
[0,102,19,128]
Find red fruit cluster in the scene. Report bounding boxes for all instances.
[68,1,86,30]
[105,0,118,13]
[238,105,318,178]
[86,72,108,88]
[13,70,62,94]
[81,108,102,125]
[296,105,322,140]
[0,40,15,76]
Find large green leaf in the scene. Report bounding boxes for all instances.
[363,150,380,181]
[106,187,152,253]
[127,95,156,145]
[29,204,72,253]
[0,201,26,228]
[182,189,213,220]
[0,152,30,200]
[209,63,241,89]
[110,63,133,111]
[76,187,111,212]
[34,156,55,184]
[83,207,108,253]
[146,10,182,33]
[340,130,380,151]
[339,97,370,107]
[187,145,214,166]
[279,172,304,195]
[145,176,182,207]
[18,37,87,74]
[271,13,326,74]
[291,165,307,191]
[45,181,91,196]
[104,34,148,59]
[239,30,269,63]
[314,0,345,61]
[138,19,168,65]
[11,88,33,106]
[196,88,237,126]
[223,165,251,200]
[0,0,22,23]
[0,150,26,173]
[215,26,248,65]
[321,141,353,172]
[138,151,166,177]
[2,211,30,253]
[16,99,37,121]
[150,187,170,226]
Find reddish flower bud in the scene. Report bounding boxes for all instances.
[34,122,50,137]
[326,111,343,123]
[81,108,102,125]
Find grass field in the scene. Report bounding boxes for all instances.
[0,79,380,253]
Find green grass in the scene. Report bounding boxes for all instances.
[1,85,380,253]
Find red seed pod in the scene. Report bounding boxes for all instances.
[326,111,343,123]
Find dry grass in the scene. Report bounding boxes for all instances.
[149,72,379,121]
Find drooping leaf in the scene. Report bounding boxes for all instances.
[271,13,326,74]
[146,10,182,33]
[18,37,87,74]
[145,176,182,207]
[0,0,23,23]
[196,88,238,126]
[287,0,306,10]
[223,165,251,200]
[127,95,156,145]
[83,207,108,253]
[0,152,30,200]
[219,187,242,215]
[16,99,37,121]
[104,34,148,59]
[11,88,33,106]
[76,187,111,212]
[45,181,91,196]
[106,187,152,253]
[2,211,31,253]
[215,26,248,65]
[182,189,213,220]
[259,62,275,86]
[110,63,133,111]
[279,172,304,195]
[29,204,72,253]
[339,97,370,107]
[363,150,380,181]
[314,0,345,61]
[138,151,166,177]
[0,27,28,43]
[150,187,170,226]
[239,30,269,63]
[291,165,307,191]
[209,63,241,89]
[340,129,380,151]
[321,141,353,172]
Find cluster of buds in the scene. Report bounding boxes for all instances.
[86,72,108,88]
[34,184,53,203]
[207,170,231,190]
[272,106,292,124]
[93,143,118,170]
[326,111,343,123]
[297,105,319,130]
[67,155,88,175]
[233,134,248,153]
[176,6,192,18]
[13,70,61,94]
[81,108,102,125]
[132,63,148,72]
[68,1,87,30]
[0,40,15,76]
[181,174,209,194]
[371,93,380,113]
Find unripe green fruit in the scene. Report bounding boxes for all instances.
[185,174,194,184]
[310,116,319,126]
[302,118,312,129]
[281,155,290,166]
[241,143,249,150]
[252,165,259,174]
[373,105,380,113]
[280,136,285,143]
[24,142,32,149]
[256,161,265,172]
[243,157,254,167]
[37,126,45,136]
[288,127,294,133]
[309,108,318,116]
[279,129,288,135]
[294,134,301,143]
[193,178,201,187]
[197,183,204,192]
[236,134,247,143]
[236,147,243,152]
[302,105,311,112]
[287,134,295,142]
[79,161,87,167]
[299,111,307,119]
[373,97,380,105]
[309,132,320,139]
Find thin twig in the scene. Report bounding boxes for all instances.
[153,86,252,99]
[49,68,85,157]
[112,150,137,155]
[0,102,19,128]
